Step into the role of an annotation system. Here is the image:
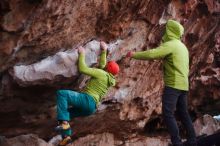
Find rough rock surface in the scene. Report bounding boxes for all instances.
[0,0,220,145]
[0,134,52,146]
[0,133,169,146]
[1,115,220,146]
[67,133,169,146]
[194,114,220,136]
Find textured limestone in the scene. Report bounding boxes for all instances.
[1,133,169,146]
[204,0,220,14]
[0,134,52,146]
[124,137,169,146]
[11,40,116,86]
[194,114,220,136]
[10,20,148,86]
[67,133,169,146]
[48,133,169,146]
[0,0,105,72]
[70,133,115,146]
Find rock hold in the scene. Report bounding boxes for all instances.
[194,114,220,136]
[11,40,123,86]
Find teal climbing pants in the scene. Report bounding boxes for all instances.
[56,90,96,121]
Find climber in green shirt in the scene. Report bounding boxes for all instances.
[126,20,197,146]
[55,41,119,146]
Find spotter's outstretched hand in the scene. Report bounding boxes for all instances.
[126,51,134,58]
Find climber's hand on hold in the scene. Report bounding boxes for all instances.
[78,46,85,54]
[100,41,108,51]
[126,51,134,58]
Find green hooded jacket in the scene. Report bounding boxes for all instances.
[79,50,116,104]
[132,20,189,91]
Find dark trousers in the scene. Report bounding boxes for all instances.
[162,86,197,146]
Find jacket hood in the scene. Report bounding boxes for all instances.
[107,73,116,87]
[162,20,184,42]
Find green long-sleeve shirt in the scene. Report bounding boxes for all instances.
[78,50,116,104]
[133,20,189,91]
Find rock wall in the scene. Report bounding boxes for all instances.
[0,0,219,144]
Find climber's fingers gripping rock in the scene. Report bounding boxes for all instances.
[78,46,85,54]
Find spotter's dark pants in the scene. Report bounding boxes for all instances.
[162,86,197,146]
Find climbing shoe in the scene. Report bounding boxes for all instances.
[61,128,72,138]
[58,136,72,146]
[55,122,71,132]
